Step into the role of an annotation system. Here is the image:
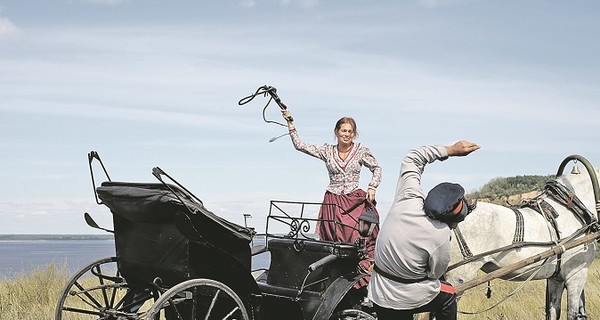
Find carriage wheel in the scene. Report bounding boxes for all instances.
[145,278,250,320]
[55,256,156,320]
[331,309,376,320]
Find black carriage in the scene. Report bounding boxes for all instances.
[55,152,376,320]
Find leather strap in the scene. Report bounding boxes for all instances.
[373,264,429,284]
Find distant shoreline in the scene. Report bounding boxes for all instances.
[0,234,114,241]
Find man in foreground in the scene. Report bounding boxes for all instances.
[368,140,480,320]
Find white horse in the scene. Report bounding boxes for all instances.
[444,157,599,320]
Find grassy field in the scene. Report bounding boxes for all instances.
[0,263,71,320]
[455,257,600,319]
[1,259,599,319]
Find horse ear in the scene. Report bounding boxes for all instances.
[467,199,478,212]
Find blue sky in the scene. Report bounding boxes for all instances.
[1,0,599,234]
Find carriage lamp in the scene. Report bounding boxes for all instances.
[358,208,378,237]
[571,160,582,175]
[243,213,252,228]
[243,213,255,246]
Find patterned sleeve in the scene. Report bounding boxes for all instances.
[289,129,327,160]
[360,147,382,189]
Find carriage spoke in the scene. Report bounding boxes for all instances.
[94,263,117,310]
[56,257,157,320]
[221,306,240,319]
[205,287,243,320]
[103,266,122,309]
[69,288,105,313]
[204,288,221,320]
[166,298,186,320]
[145,279,249,320]
[72,280,104,310]
[61,306,103,316]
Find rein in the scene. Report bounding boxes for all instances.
[458,259,545,315]
[448,223,592,272]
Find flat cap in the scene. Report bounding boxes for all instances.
[424,182,469,223]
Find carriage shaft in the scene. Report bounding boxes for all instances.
[455,231,600,293]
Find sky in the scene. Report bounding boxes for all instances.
[1,0,599,234]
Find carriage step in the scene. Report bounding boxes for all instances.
[256,281,320,299]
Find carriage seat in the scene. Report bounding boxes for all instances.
[264,237,359,292]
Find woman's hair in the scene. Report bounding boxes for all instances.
[334,117,358,138]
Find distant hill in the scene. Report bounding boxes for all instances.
[467,174,555,205]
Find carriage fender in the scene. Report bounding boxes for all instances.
[309,273,367,320]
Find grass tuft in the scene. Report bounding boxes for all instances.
[0,262,71,320]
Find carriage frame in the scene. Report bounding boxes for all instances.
[54,151,376,320]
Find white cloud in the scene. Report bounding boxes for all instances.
[419,0,441,7]
[241,0,319,8]
[418,0,469,8]
[80,0,127,5]
[0,17,19,39]
[29,210,49,217]
[280,0,319,8]
[240,0,256,7]
[0,197,113,234]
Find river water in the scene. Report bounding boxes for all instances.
[0,238,269,279]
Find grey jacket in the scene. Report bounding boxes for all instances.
[368,144,451,309]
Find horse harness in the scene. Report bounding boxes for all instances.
[451,178,598,277]
[544,180,598,229]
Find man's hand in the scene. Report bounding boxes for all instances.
[446,140,480,157]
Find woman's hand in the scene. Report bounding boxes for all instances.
[367,188,376,203]
[281,110,294,123]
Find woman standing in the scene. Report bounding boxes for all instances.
[281,109,382,287]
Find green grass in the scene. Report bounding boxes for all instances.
[0,263,71,320]
[456,258,600,319]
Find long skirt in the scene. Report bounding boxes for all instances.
[315,189,379,288]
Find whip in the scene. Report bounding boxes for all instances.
[238,85,293,142]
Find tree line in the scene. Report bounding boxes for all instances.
[468,174,555,202]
